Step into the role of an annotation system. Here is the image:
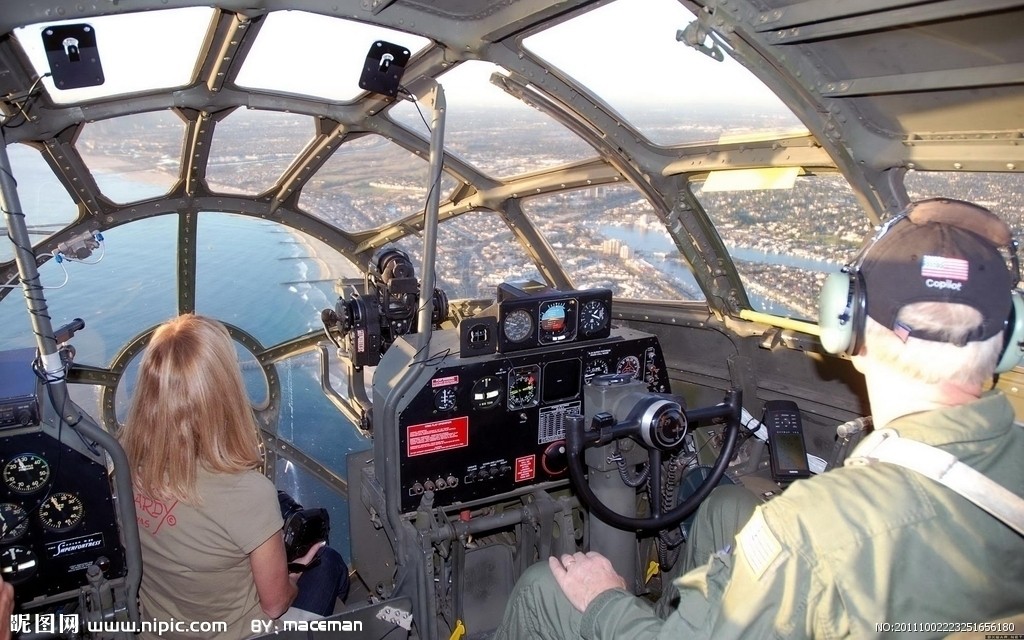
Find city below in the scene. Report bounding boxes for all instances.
[31,108,1024,323]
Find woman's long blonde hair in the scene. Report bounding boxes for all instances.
[120,314,262,504]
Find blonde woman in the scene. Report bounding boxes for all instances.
[121,314,347,639]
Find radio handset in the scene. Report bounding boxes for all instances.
[763,400,811,481]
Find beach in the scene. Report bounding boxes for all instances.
[87,156,364,285]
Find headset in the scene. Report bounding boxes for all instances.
[818,202,1024,374]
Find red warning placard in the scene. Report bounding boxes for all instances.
[407,417,470,457]
[514,455,536,483]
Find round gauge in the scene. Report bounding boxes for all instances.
[0,546,38,584]
[434,387,457,412]
[39,492,85,532]
[3,453,50,494]
[538,299,577,344]
[616,355,641,379]
[503,309,534,343]
[0,503,29,543]
[579,299,609,335]
[508,365,540,410]
[471,376,503,410]
[583,360,609,383]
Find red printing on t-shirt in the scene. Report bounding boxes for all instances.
[135,494,179,534]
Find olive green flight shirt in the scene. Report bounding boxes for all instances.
[582,392,1024,639]
[496,392,1023,639]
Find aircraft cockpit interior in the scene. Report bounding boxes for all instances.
[0,0,1022,638]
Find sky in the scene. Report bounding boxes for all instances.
[14,0,786,112]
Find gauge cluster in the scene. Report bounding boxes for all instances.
[496,283,612,353]
[0,431,126,603]
[392,325,670,513]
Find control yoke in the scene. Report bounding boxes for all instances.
[566,380,743,532]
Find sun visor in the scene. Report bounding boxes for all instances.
[702,167,800,192]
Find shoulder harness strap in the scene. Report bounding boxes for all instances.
[846,428,1024,536]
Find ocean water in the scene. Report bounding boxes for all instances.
[0,162,369,556]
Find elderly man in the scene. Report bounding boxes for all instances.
[495,198,1024,639]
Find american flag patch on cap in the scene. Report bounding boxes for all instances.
[893,321,912,342]
[921,255,969,281]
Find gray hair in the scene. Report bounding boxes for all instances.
[862,302,1003,387]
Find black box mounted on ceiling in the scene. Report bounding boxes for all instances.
[359,40,410,97]
[43,24,105,90]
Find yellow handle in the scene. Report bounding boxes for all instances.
[450,620,466,640]
[645,560,660,583]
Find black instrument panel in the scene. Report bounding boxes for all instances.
[496,284,612,353]
[396,328,670,513]
[0,431,126,604]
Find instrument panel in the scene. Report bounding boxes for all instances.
[496,284,612,352]
[393,327,670,513]
[0,431,126,604]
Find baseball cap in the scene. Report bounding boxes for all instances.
[859,198,1014,344]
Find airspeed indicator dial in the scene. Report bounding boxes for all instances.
[503,309,534,343]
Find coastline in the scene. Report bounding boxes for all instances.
[88,158,363,284]
[288,232,363,284]
[87,154,176,187]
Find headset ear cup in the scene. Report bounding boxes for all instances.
[819,271,855,355]
[848,270,866,356]
[995,290,1024,374]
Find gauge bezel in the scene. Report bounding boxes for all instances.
[579,298,610,336]
[433,387,457,412]
[0,545,38,585]
[507,364,541,410]
[38,491,85,532]
[3,453,51,495]
[502,308,534,343]
[0,503,29,543]
[470,376,503,410]
[616,355,641,379]
[537,298,578,345]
